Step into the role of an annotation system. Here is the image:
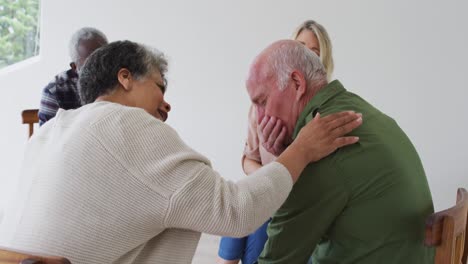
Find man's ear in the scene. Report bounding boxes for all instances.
[117,68,132,91]
[291,70,307,101]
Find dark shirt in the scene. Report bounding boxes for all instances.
[38,69,81,126]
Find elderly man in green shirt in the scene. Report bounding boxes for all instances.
[246,40,435,264]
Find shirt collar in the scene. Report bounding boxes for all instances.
[293,80,346,139]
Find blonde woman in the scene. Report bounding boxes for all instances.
[217,20,335,264]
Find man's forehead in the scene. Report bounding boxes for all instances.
[246,71,261,97]
[247,57,267,86]
[246,79,269,104]
[246,51,275,98]
[247,85,262,100]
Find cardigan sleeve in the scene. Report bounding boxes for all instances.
[94,106,293,238]
[164,161,293,237]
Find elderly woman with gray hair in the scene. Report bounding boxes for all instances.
[8,40,361,264]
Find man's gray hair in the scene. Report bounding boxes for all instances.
[265,41,327,91]
[69,27,108,62]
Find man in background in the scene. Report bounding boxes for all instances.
[38,27,107,125]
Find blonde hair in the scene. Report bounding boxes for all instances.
[293,20,334,81]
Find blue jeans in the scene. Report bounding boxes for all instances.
[218,220,270,264]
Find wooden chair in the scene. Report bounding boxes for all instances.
[425,188,468,264]
[0,246,71,264]
[21,109,39,138]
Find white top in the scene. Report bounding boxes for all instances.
[8,101,293,264]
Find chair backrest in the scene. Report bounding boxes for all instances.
[425,188,468,264]
[21,109,39,138]
[0,247,71,264]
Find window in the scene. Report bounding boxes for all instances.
[0,0,41,69]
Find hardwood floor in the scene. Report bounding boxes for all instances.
[192,234,221,263]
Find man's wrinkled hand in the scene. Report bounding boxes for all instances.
[258,116,288,156]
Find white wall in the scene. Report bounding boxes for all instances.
[1,0,467,227]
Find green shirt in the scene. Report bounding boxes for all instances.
[258,80,435,264]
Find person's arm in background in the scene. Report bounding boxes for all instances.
[242,105,283,175]
[242,104,264,175]
[38,82,59,126]
[242,157,262,175]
